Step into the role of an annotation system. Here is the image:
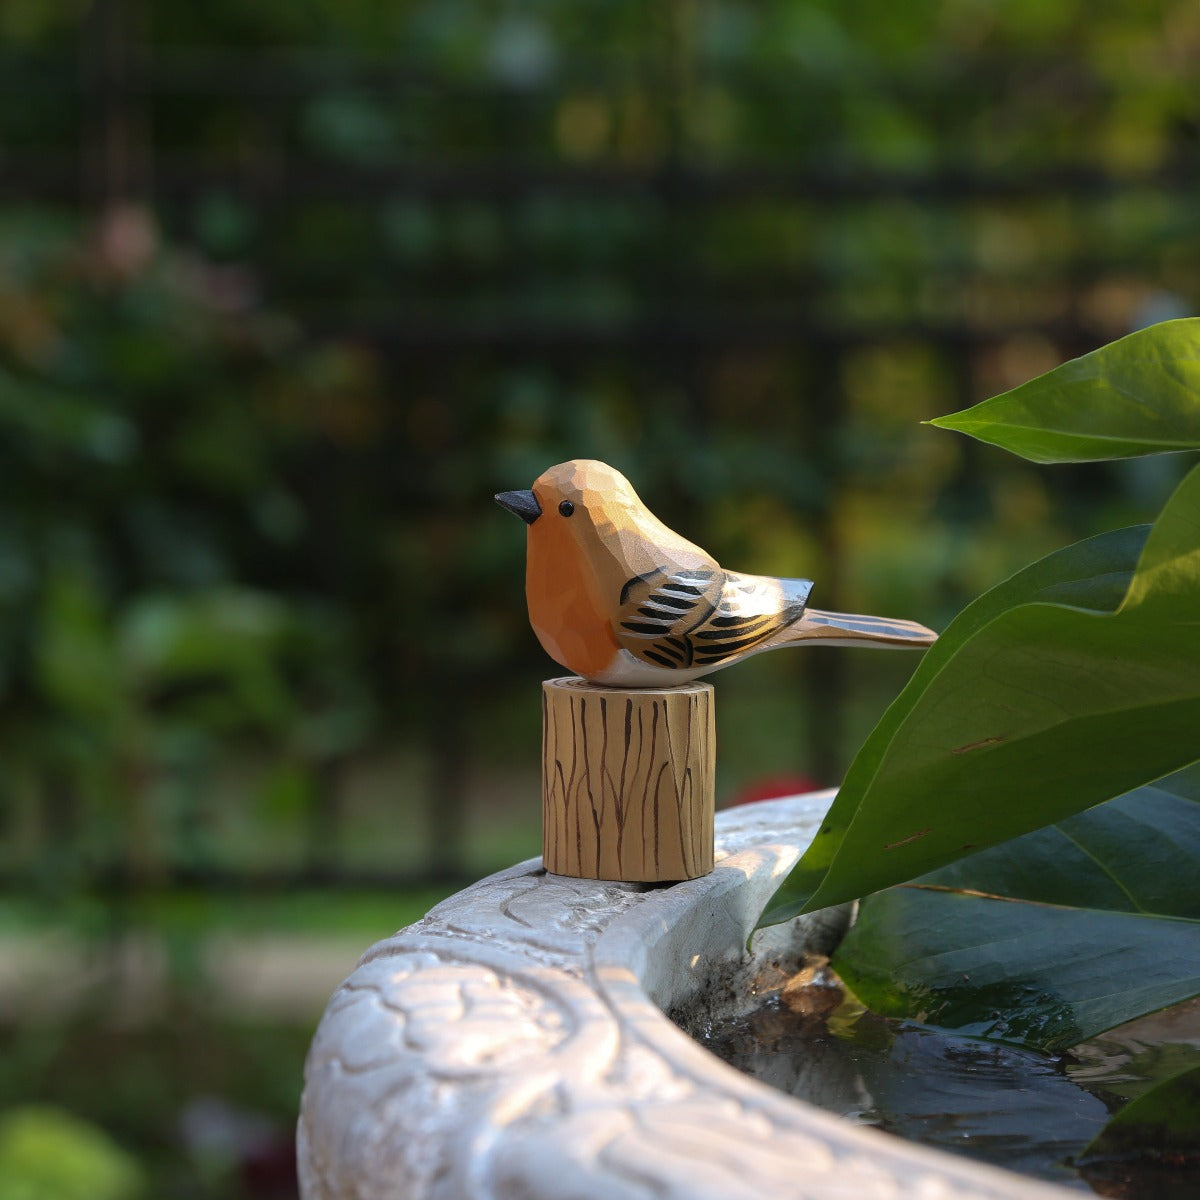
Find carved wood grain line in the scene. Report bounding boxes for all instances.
[649,703,662,872]
[615,696,631,868]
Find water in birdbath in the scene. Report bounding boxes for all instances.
[689,958,1200,1198]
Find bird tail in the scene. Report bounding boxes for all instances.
[786,608,938,649]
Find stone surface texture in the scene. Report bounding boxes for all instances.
[298,791,1075,1200]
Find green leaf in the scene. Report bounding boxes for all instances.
[35,572,124,721]
[830,772,1200,1053]
[762,461,1200,927]
[759,525,1139,925]
[0,1105,144,1200]
[1082,1062,1200,1161]
[927,319,1200,463]
[925,775,1200,918]
[118,589,298,729]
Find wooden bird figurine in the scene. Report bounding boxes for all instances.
[496,459,937,686]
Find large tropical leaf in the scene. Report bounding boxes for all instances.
[828,772,1200,1053]
[761,460,1200,927]
[927,318,1200,463]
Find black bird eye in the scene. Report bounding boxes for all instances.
[558,500,575,517]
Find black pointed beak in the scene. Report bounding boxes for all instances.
[495,488,542,525]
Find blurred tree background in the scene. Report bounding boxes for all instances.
[0,0,1197,1194]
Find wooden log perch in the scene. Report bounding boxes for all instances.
[541,676,715,882]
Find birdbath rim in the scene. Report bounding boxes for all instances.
[297,790,1077,1200]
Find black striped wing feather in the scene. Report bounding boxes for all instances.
[616,567,811,671]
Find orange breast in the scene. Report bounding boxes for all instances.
[525,526,620,679]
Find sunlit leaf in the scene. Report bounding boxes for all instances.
[0,1105,144,1200]
[762,461,1200,926]
[927,319,1200,463]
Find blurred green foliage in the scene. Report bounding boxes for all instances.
[0,212,379,888]
[0,1105,144,1200]
[1,0,1198,1195]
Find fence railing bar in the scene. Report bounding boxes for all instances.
[3,155,1198,206]
[0,45,1174,99]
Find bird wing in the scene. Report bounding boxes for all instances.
[615,567,812,671]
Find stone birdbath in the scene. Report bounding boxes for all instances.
[297,789,1075,1200]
